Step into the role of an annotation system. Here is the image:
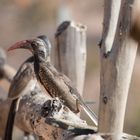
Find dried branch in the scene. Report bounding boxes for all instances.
[99,0,138,135]
[100,0,121,55]
[1,90,139,140]
[69,133,140,140]
[0,84,96,140]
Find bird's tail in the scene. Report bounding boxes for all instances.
[80,100,98,126]
[4,99,18,140]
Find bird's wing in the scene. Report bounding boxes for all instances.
[8,62,34,99]
[48,64,98,125]
[38,62,98,125]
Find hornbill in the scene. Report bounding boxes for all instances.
[8,36,98,126]
[4,56,36,140]
[4,35,48,140]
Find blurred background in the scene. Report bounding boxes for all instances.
[0,0,140,137]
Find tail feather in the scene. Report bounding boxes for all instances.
[80,100,98,126]
[4,99,18,140]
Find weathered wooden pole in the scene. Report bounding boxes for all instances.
[99,0,138,138]
[53,21,87,94]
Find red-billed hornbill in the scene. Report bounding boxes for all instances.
[4,56,36,140]
[4,35,49,140]
[8,36,98,126]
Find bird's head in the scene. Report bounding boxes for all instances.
[8,36,51,62]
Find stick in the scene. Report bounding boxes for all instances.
[99,0,137,138]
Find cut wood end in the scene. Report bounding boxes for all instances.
[70,21,87,32]
[55,21,87,37]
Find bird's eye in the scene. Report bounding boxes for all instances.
[31,42,37,46]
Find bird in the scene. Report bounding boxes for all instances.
[4,56,36,140]
[4,35,52,140]
[7,36,98,126]
[4,35,50,140]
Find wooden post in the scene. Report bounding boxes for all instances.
[53,21,87,94]
[99,0,138,138]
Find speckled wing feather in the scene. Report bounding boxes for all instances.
[38,62,98,125]
[55,67,98,126]
[38,62,78,112]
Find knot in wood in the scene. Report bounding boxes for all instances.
[41,100,52,117]
[103,51,110,58]
[41,99,62,117]
[103,96,108,104]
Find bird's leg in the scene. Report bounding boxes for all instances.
[4,99,18,140]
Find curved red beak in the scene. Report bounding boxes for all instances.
[7,40,33,52]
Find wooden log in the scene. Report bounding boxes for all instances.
[53,21,87,94]
[0,96,139,140]
[69,133,140,140]
[99,0,138,138]
[0,85,96,140]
